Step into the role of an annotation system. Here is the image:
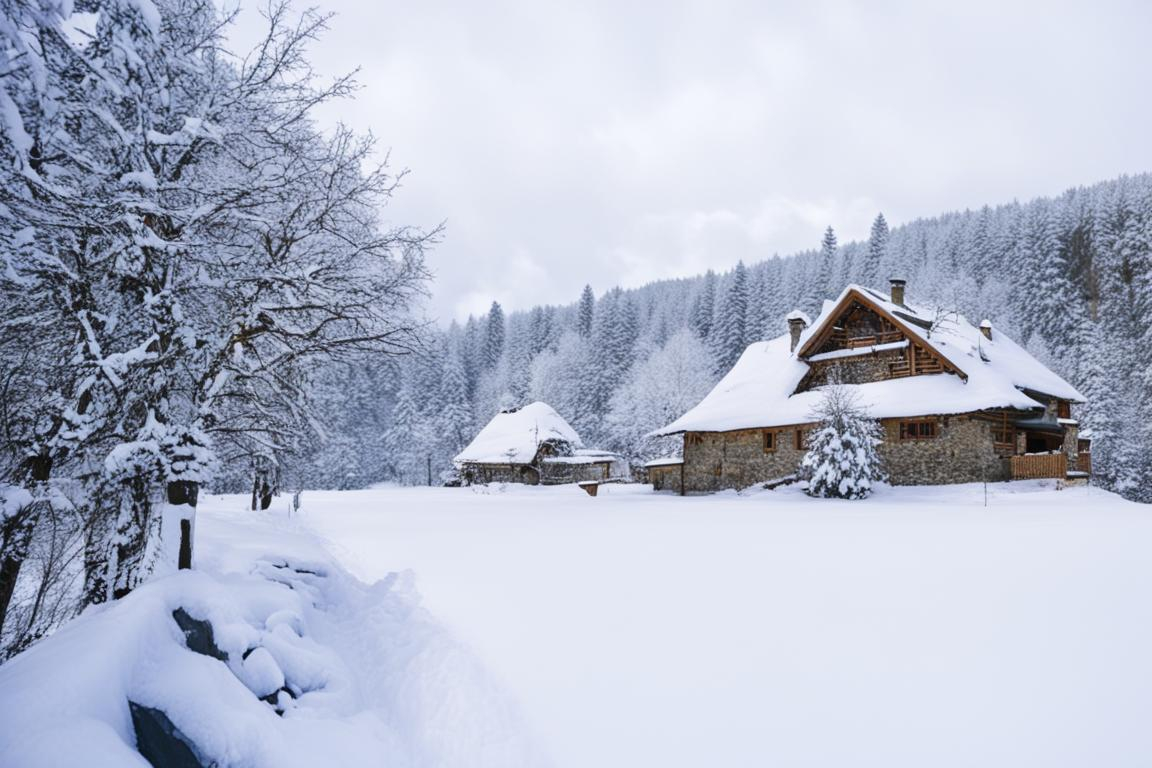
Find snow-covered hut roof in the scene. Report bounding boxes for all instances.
[541,449,620,466]
[652,284,1085,436]
[454,402,583,465]
[644,457,684,468]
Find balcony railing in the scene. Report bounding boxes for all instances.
[1075,453,1092,474]
[1009,453,1067,480]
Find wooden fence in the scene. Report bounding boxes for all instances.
[1009,453,1067,480]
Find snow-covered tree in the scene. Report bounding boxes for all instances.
[605,330,716,461]
[577,285,595,338]
[863,213,889,286]
[712,261,749,373]
[483,302,506,370]
[689,270,717,339]
[801,385,886,500]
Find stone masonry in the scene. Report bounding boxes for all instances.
[680,413,1011,492]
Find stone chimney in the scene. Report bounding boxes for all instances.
[979,319,993,341]
[786,310,809,352]
[889,278,906,306]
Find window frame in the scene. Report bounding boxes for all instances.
[899,419,938,441]
[762,430,777,453]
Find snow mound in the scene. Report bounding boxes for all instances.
[0,544,543,767]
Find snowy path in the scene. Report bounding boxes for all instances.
[233,481,1152,768]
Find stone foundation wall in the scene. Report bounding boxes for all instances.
[682,427,811,492]
[877,415,1007,485]
[540,461,611,485]
[462,463,541,485]
[679,413,1011,492]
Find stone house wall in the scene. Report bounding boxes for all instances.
[540,461,611,485]
[649,465,683,493]
[461,460,611,486]
[877,415,1007,485]
[799,352,901,391]
[681,426,813,492]
[679,413,1011,492]
[461,463,541,485]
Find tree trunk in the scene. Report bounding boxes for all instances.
[250,470,260,511]
[0,507,37,637]
[83,507,112,606]
[112,476,156,600]
[0,455,52,637]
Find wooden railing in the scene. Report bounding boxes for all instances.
[1075,454,1092,474]
[844,330,903,349]
[1009,453,1067,480]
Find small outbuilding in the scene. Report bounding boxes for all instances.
[454,402,622,485]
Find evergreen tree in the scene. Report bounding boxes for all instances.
[439,342,473,454]
[801,385,886,499]
[689,270,717,339]
[577,285,595,338]
[808,226,839,312]
[482,301,506,370]
[712,261,749,373]
[864,213,889,287]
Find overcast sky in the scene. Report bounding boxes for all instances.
[234,0,1152,323]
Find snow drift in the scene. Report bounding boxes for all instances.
[0,504,543,768]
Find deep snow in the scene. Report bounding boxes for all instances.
[0,493,541,768]
[2,480,1150,767]
[260,481,1152,768]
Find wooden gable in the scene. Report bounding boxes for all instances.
[796,288,966,381]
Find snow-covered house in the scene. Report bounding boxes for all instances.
[651,279,1090,493]
[454,402,621,485]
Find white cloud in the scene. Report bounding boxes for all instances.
[228,0,1152,322]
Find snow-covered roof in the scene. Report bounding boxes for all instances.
[652,284,1085,436]
[644,457,684,468]
[455,402,583,465]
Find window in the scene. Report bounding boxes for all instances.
[687,433,704,446]
[1057,401,1071,419]
[762,430,777,453]
[899,420,937,440]
[794,428,807,451]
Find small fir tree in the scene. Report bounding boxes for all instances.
[801,384,886,499]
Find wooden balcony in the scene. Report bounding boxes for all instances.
[1009,453,1067,480]
[1075,453,1092,474]
[843,330,903,349]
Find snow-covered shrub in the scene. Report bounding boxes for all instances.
[801,385,886,500]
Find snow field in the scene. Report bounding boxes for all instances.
[275,481,1152,768]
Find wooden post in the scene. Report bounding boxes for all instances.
[167,480,199,570]
[178,520,192,570]
[427,455,432,487]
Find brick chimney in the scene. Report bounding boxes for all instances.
[889,278,906,306]
[786,310,809,352]
[979,319,993,340]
